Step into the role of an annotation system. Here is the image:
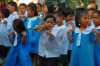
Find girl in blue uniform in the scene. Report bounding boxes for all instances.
[93,10,100,66]
[23,3,40,66]
[5,19,32,66]
[67,11,99,66]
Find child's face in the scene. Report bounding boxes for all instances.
[36,4,42,13]
[53,14,63,25]
[7,4,15,14]
[65,14,74,22]
[79,14,89,26]
[27,7,34,17]
[93,13,100,27]
[18,11,22,15]
[19,5,26,14]
[44,18,55,30]
[88,10,94,18]
[43,5,48,14]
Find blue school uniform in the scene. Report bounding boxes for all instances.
[5,31,32,66]
[23,16,40,54]
[93,26,100,66]
[70,28,95,66]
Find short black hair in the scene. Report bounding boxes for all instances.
[13,19,26,34]
[44,15,56,23]
[44,2,54,14]
[28,3,38,16]
[36,3,42,8]
[57,2,66,12]
[1,9,10,18]
[76,8,86,13]
[19,3,27,8]
[53,10,63,17]
[75,11,87,27]
[88,8,96,12]
[8,1,17,10]
[62,7,74,17]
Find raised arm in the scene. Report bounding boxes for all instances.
[67,29,74,43]
[37,15,44,25]
[21,31,26,44]
[46,30,54,37]
[33,25,45,31]
[8,32,14,44]
[91,29,99,43]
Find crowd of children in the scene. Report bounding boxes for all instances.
[0,1,100,66]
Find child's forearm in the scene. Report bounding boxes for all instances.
[46,30,54,37]
[8,35,14,44]
[40,18,44,25]
[71,22,75,29]
[33,25,44,31]
[21,35,26,44]
[67,32,73,43]
[94,33,99,43]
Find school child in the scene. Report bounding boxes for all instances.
[7,1,19,24]
[93,10,100,66]
[36,3,42,13]
[52,11,74,66]
[33,15,60,66]
[5,19,32,66]
[67,11,99,66]
[87,8,96,29]
[18,3,27,19]
[0,9,13,64]
[42,2,54,19]
[23,3,40,66]
[62,7,75,65]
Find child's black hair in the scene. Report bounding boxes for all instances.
[44,15,56,23]
[76,8,86,13]
[94,10,100,16]
[62,7,74,17]
[53,10,63,17]
[1,9,10,18]
[44,2,54,14]
[88,8,96,12]
[75,11,87,28]
[8,1,17,10]
[36,3,42,7]
[57,2,66,12]
[28,3,38,16]
[19,3,27,8]
[13,19,26,34]
[1,0,6,7]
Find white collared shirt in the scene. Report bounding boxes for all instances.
[38,29,60,58]
[8,11,19,24]
[52,24,71,55]
[0,18,13,47]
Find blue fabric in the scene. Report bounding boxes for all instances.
[70,32,94,66]
[93,29,100,66]
[23,18,40,54]
[5,32,32,66]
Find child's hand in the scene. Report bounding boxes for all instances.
[38,12,43,16]
[3,20,7,25]
[8,32,14,36]
[91,29,99,34]
[66,21,73,26]
[37,16,43,20]
[22,31,26,37]
[67,29,75,34]
[22,31,26,44]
